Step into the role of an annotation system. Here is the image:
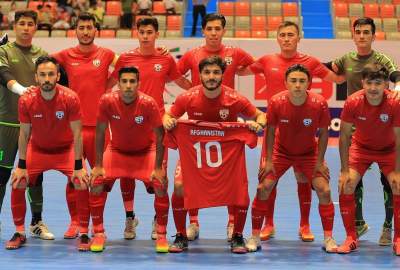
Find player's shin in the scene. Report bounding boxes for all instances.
[172,193,187,236]
[120,178,135,215]
[251,198,268,236]
[11,187,26,232]
[297,182,312,227]
[90,191,107,234]
[393,195,400,241]
[76,189,90,234]
[339,194,357,240]
[233,205,248,235]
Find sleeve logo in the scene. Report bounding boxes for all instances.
[55,111,65,119]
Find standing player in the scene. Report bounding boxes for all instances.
[177,12,255,241]
[108,16,191,239]
[6,56,87,250]
[246,64,337,253]
[0,10,53,240]
[240,21,345,242]
[52,13,118,242]
[163,56,266,253]
[90,66,168,253]
[337,64,400,255]
[332,17,400,244]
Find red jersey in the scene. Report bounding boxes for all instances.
[111,49,181,113]
[19,85,81,152]
[341,89,400,154]
[97,91,162,153]
[53,46,115,126]
[177,45,254,88]
[268,91,331,156]
[165,120,257,209]
[250,53,330,98]
[170,85,257,121]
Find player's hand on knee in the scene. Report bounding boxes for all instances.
[338,170,350,194]
[151,168,168,188]
[258,159,275,182]
[388,171,400,193]
[314,161,330,180]
[247,120,263,133]
[72,169,89,190]
[11,168,29,189]
[163,117,177,130]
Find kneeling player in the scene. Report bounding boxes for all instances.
[248,64,337,253]
[6,56,88,250]
[338,64,400,255]
[90,66,169,253]
[163,56,266,254]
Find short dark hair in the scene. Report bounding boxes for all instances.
[15,10,38,24]
[285,64,311,81]
[199,56,227,73]
[136,17,159,32]
[77,12,97,26]
[35,55,60,72]
[202,13,226,29]
[277,21,300,35]
[353,17,376,35]
[361,63,389,81]
[119,66,140,81]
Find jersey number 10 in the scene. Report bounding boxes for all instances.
[193,142,222,169]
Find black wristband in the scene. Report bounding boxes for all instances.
[18,159,26,169]
[74,160,83,170]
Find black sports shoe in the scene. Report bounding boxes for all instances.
[168,233,188,253]
[231,233,247,254]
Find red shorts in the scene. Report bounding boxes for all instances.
[103,145,155,183]
[27,144,74,186]
[265,152,329,183]
[349,147,395,176]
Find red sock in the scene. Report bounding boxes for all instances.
[339,194,356,240]
[66,183,78,224]
[251,198,268,235]
[154,195,169,235]
[319,203,334,237]
[227,205,235,225]
[189,208,199,225]
[120,178,135,212]
[393,195,400,241]
[90,191,108,234]
[264,186,276,227]
[76,189,90,234]
[11,188,26,232]
[233,205,248,235]
[172,193,187,236]
[297,182,312,227]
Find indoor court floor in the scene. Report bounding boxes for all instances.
[0,147,398,269]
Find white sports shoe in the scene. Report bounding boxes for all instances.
[186,223,199,241]
[30,221,55,240]
[124,217,139,240]
[246,235,261,252]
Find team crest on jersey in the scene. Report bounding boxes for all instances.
[224,57,233,65]
[380,113,389,123]
[303,118,312,126]
[93,59,101,67]
[135,115,144,124]
[154,64,163,72]
[55,111,64,120]
[219,109,229,120]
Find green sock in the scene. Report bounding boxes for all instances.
[355,179,365,227]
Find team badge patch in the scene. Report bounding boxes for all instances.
[93,59,101,67]
[303,118,312,126]
[224,57,233,65]
[154,64,162,72]
[219,109,229,120]
[55,111,64,120]
[380,113,389,123]
[135,116,144,124]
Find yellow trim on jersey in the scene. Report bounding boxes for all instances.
[0,121,20,127]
